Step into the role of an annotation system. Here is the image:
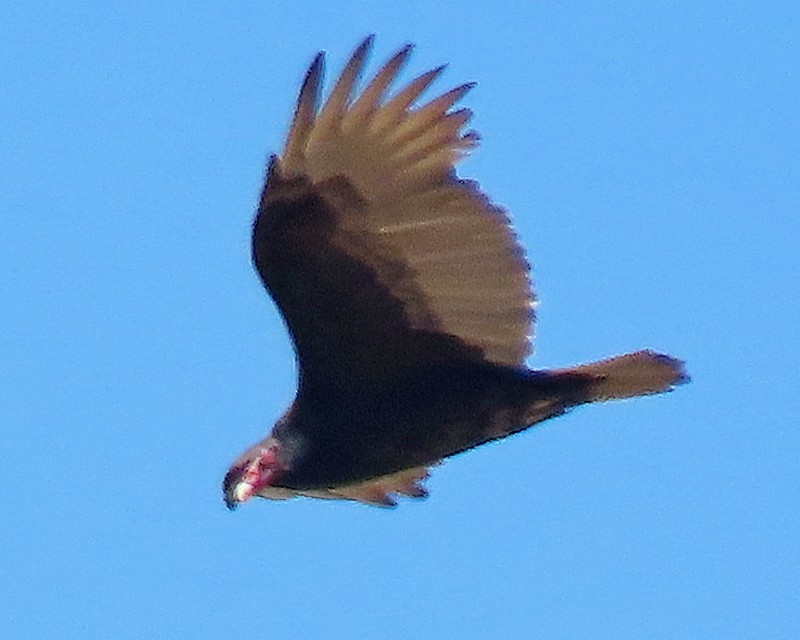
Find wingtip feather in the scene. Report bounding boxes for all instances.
[282,51,325,174]
[313,36,374,138]
[346,42,415,128]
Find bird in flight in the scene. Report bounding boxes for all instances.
[223,37,687,509]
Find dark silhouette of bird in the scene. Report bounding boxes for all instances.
[223,37,687,509]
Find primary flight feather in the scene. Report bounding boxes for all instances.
[223,37,687,509]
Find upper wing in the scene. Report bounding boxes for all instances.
[253,37,535,384]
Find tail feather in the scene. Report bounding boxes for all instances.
[553,350,689,402]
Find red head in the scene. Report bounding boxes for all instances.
[222,440,284,510]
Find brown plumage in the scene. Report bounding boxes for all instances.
[222,37,688,509]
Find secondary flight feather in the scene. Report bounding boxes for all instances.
[223,37,687,509]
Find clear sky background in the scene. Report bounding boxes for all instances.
[2,2,798,638]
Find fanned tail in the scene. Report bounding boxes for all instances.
[550,350,688,402]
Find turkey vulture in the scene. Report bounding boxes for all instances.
[223,37,687,509]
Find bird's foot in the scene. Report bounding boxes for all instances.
[332,466,433,507]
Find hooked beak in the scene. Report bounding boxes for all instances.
[223,462,258,511]
[233,480,256,504]
[224,445,281,510]
[224,478,256,511]
[226,455,276,510]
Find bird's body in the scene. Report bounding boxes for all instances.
[277,363,570,490]
[222,38,687,509]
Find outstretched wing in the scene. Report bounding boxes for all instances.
[253,37,535,385]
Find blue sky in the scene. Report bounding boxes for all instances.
[2,2,798,638]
